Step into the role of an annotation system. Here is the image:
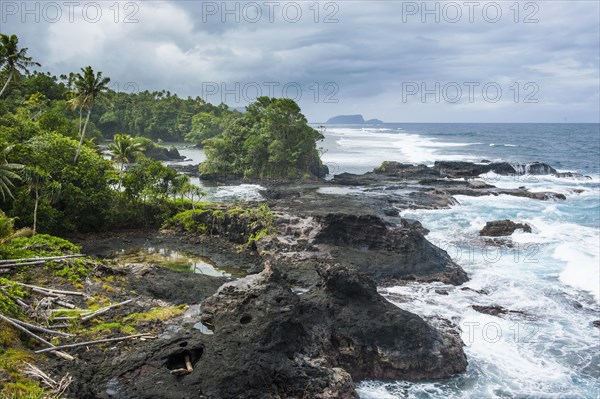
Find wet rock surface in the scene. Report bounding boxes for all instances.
[70,264,466,398]
[143,146,185,161]
[479,219,533,237]
[64,159,578,398]
[472,305,526,317]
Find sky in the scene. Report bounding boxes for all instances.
[1,0,599,123]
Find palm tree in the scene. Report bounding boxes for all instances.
[0,34,41,98]
[108,134,144,171]
[108,134,144,189]
[22,166,61,234]
[69,66,110,162]
[0,145,23,201]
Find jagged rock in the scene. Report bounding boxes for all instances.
[72,264,466,398]
[143,146,185,161]
[433,161,516,178]
[593,320,600,328]
[554,172,592,180]
[479,220,532,237]
[472,305,525,317]
[460,287,489,295]
[399,218,429,235]
[512,162,558,175]
[433,161,559,178]
[313,213,468,285]
[374,162,439,179]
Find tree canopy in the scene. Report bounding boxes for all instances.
[0,34,326,236]
[201,97,325,179]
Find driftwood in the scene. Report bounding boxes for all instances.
[53,299,76,309]
[7,316,74,337]
[80,299,134,322]
[0,288,33,312]
[0,314,74,361]
[14,282,85,296]
[0,254,84,265]
[35,333,154,354]
[170,354,194,375]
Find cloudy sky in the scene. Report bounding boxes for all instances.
[1,0,598,122]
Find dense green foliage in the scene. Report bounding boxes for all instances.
[166,204,275,245]
[201,96,325,179]
[0,234,79,259]
[1,35,324,236]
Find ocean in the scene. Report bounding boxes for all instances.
[173,123,599,398]
[317,123,600,399]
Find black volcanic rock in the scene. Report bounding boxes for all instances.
[313,213,468,285]
[433,161,516,177]
[479,220,532,237]
[472,305,525,317]
[72,264,466,398]
[143,146,185,161]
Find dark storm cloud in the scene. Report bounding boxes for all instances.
[0,0,598,122]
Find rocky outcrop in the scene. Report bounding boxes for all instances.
[433,161,558,178]
[72,264,466,398]
[143,146,185,161]
[433,161,516,178]
[472,305,525,317]
[374,161,440,179]
[312,213,468,285]
[479,220,532,237]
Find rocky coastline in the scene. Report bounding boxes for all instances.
[52,160,578,398]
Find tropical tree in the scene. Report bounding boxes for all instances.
[24,92,48,120]
[0,145,23,201]
[69,66,110,162]
[21,166,61,234]
[108,134,144,190]
[0,34,41,98]
[171,173,191,204]
[182,182,205,209]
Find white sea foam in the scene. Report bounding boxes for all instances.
[317,126,600,398]
[321,127,481,172]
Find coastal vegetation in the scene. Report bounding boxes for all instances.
[0,34,324,236]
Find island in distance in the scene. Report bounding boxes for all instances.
[326,114,384,124]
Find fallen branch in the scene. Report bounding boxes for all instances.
[170,354,194,376]
[0,260,51,268]
[0,254,84,264]
[0,313,54,346]
[53,299,76,309]
[80,299,134,322]
[35,333,154,354]
[14,282,85,296]
[0,313,74,361]
[7,316,74,337]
